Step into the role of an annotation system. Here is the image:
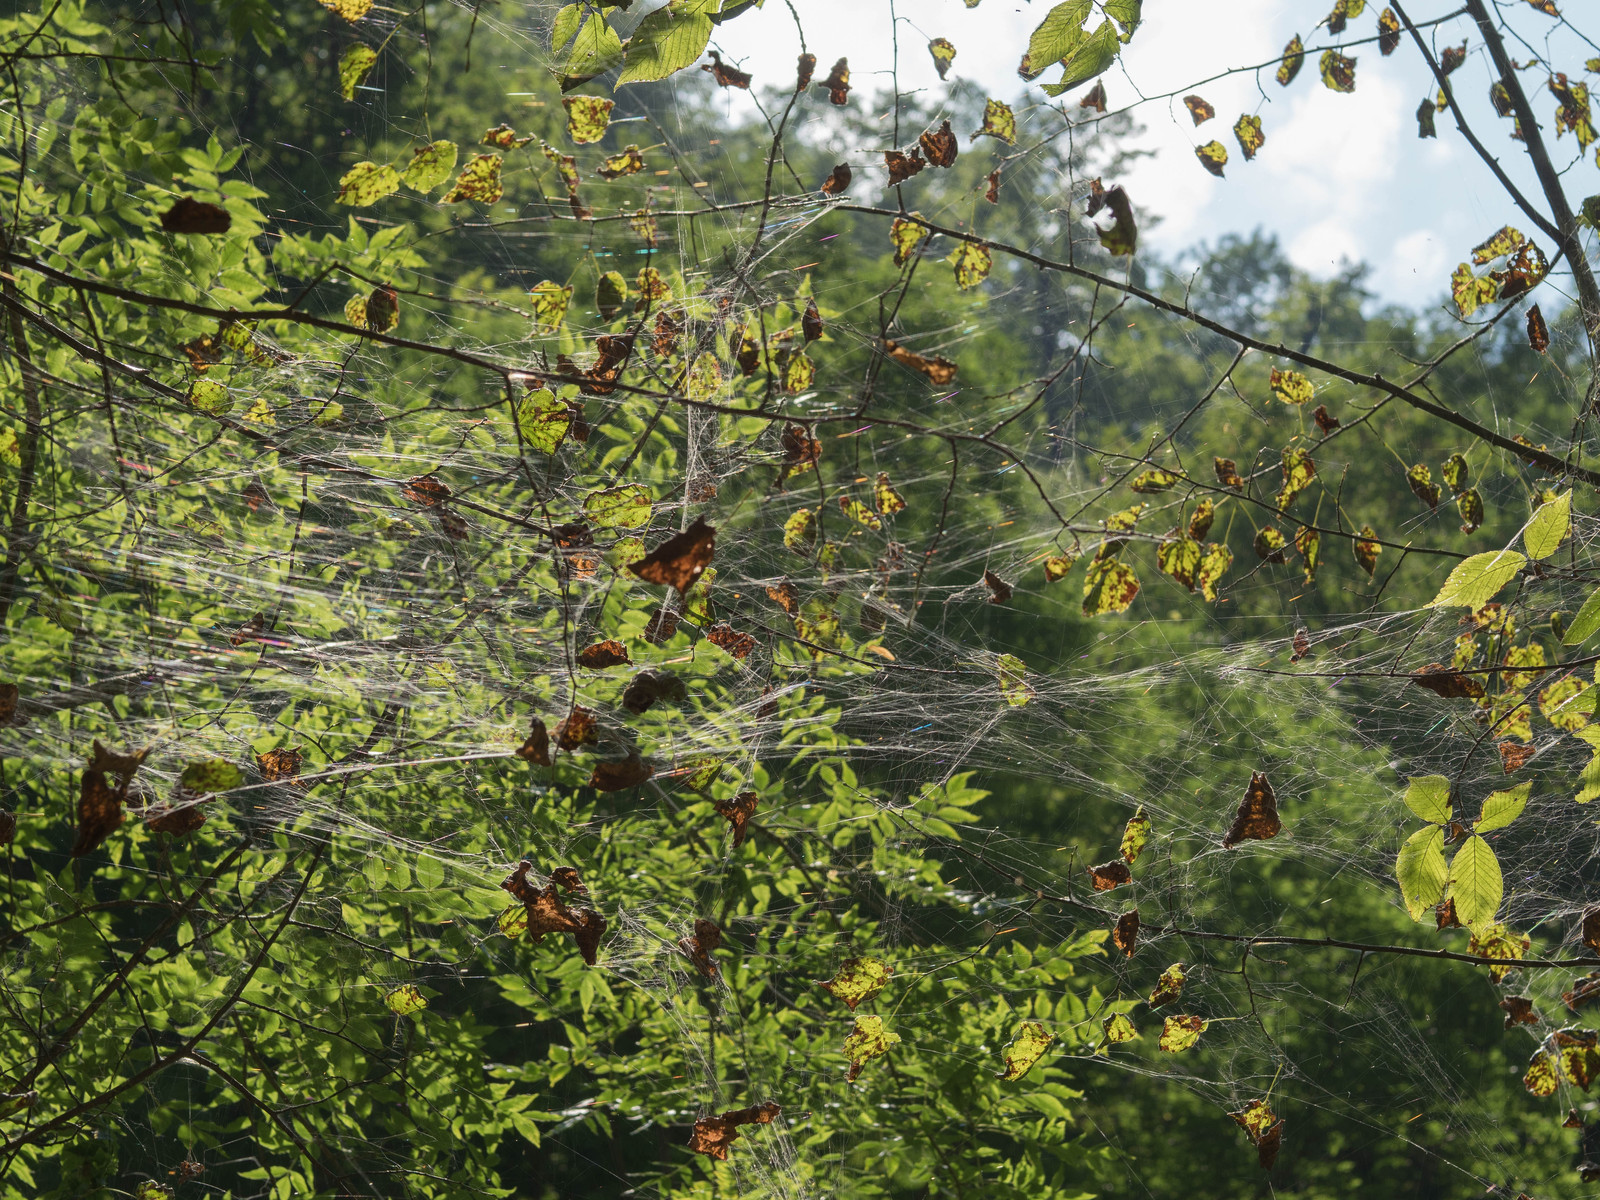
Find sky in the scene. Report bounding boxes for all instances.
[707,0,1589,309]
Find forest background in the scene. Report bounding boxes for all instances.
[3,1,1600,1199]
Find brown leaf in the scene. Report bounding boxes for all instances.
[679,917,722,977]
[73,741,149,857]
[1183,94,1216,124]
[1088,860,1132,891]
[1079,80,1107,113]
[1411,663,1486,699]
[919,119,958,168]
[1583,908,1600,954]
[621,668,687,714]
[402,475,450,507]
[651,310,681,357]
[144,801,209,836]
[589,752,653,792]
[885,150,925,185]
[577,639,631,669]
[715,791,759,846]
[701,49,751,88]
[1436,896,1462,928]
[707,623,756,659]
[688,1100,781,1161]
[1290,629,1311,663]
[1566,974,1600,1012]
[516,717,552,766]
[572,908,606,965]
[0,810,14,845]
[0,682,16,726]
[242,481,271,512]
[550,866,586,893]
[883,339,958,385]
[820,57,850,105]
[758,685,778,720]
[437,509,469,541]
[820,163,852,196]
[257,747,303,784]
[230,611,267,648]
[365,285,399,333]
[160,197,231,234]
[982,570,1012,605]
[766,579,799,615]
[781,424,822,472]
[1567,1108,1587,1129]
[630,516,716,592]
[1223,771,1281,848]
[1501,995,1540,1027]
[554,705,598,750]
[1112,908,1139,957]
[985,168,1001,204]
[1214,457,1244,489]
[796,53,817,91]
[1528,304,1550,353]
[1255,1120,1283,1170]
[500,861,606,964]
[802,298,823,343]
[644,606,680,644]
[1313,404,1341,435]
[1499,741,1537,773]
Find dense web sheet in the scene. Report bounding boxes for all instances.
[7,1,1600,1198]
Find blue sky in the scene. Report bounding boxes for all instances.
[710,0,1592,310]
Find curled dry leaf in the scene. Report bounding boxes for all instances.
[1313,404,1340,435]
[1528,304,1550,352]
[144,800,209,836]
[1411,664,1486,699]
[231,611,267,647]
[820,57,850,105]
[516,717,551,766]
[796,52,817,91]
[1499,741,1537,773]
[576,639,630,669]
[402,475,450,506]
[766,579,799,615]
[679,917,722,977]
[1183,94,1215,124]
[1079,80,1107,113]
[883,339,958,385]
[688,1101,780,1161]
[621,668,686,714]
[500,860,606,964]
[701,49,751,88]
[706,623,756,659]
[1088,860,1132,891]
[0,682,16,725]
[554,705,598,750]
[257,747,303,784]
[644,606,680,644]
[802,297,824,343]
[0,810,14,845]
[919,119,958,168]
[820,163,852,196]
[73,741,149,857]
[982,570,1012,605]
[589,752,653,792]
[1112,909,1139,957]
[1231,1099,1284,1170]
[1500,995,1539,1027]
[885,150,925,185]
[160,197,231,234]
[630,517,716,592]
[714,791,758,846]
[1149,962,1186,1007]
[1223,771,1281,848]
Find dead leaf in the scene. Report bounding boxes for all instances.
[1223,771,1281,848]
[715,791,758,846]
[885,150,925,185]
[679,917,722,977]
[1411,664,1486,699]
[516,717,552,766]
[707,623,756,659]
[701,49,751,88]
[73,741,149,856]
[621,668,687,714]
[688,1100,780,1161]
[820,57,850,105]
[1499,741,1536,773]
[1112,909,1139,957]
[630,517,716,592]
[589,752,653,792]
[1088,860,1132,890]
[554,705,598,750]
[982,570,1012,605]
[1501,995,1540,1027]
[577,639,631,669]
[160,197,231,233]
[884,339,957,385]
[820,163,852,196]
[919,119,958,168]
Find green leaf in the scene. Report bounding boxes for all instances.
[1102,0,1142,41]
[1567,585,1600,645]
[1402,775,1451,824]
[513,389,571,454]
[187,380,232,416]
[1039,21,1121,95]
[582,485,652,530]
[617,0,716,87]
[338,45,378,100]
[1025,0,1092,71]
[1447,834,1503,929]
[996,652,1031,706]
[1523,490,1570,560]
[686,354,723,401]
[557,12,625,89]
[1426,549,1525,608]
[1576,727,1600,803]
[385,984,428,1015]
[1396,826,1447,920]
[1475,782,1531,832]
[180,759,243,793]
[414,856,445,890]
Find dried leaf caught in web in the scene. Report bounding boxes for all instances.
[714,791,758,846]
[820,163,852,196]
[1411,664,1485,699]
[1214,457,1244,489]
[999,1021,1055,1080]
[796,52,817,91]
[1158,1014,1207,1052]
[1149,962,1186,1007]
[688,1101,780,1161]
[1088,860,1132,891]
[821,957,894,1009]
[766,579,799,615]
[1231,1100,1284,1169]
[928,37,957,80]
[1278,34,1306,85]
[1378,7,1402,54]
[630,517,715,592]
[985,168,1001,203]
[145,800,208,836]
[883,339,958,385]
[1113,909,1140,957]
[707,624,756,659]
[1320,50,1357,92]
[1528,304,1550,352]
[1566,975,1600,1012]
[160,197,230,234]
[1233,114,1265,159]
[554,705,598,751]
[840,496,881,530]
[1095,184,1137,255]
[982,570,1013,605]
[73,742,148,856]
[1079,80,1107,113]
[1440,41,1468,75]
[590,753,653,792]
[577,640,630,669]
[481,123,532,149]
[1498,741,1536,773]
[258,747,303,784]
[1354,525,1381,576]
[997,653,1033,706]
[1195,140,1228,177]
[563,94,614,143]
[1525,1049,1559,1096]
[620,669,686,716]
[1121,806,1152,862]
[920,120,958,168]
[1501,995,1540,1027]
[1313,404,1340,435]
[701,49,751,88]
[500,861,607,964]
[1183,95,1215,124]
[972,98,1018,144]
[516,717,552,766]
[872,472,907,516]
[820,57,850,105]
[1559,1027,1600,1089]
[1223,772,1281,848]
[885,150,925,185]
[843,1015,901,1081]
[441,154,503,203]
[1291,629,1312,663]
[679,917,722,977]
[402,475,450,507]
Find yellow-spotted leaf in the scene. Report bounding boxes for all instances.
[1320,50,1356,92]
[336,161,400,206]
[563,94,615,143]
[1102,1012,1139,1046]
[1233,114,1264,159]
[843,1015,900,1081]
[1120,806,1152,863]
[530,281,572,331]
[1130,468,1180,493]
[582,485,651,530]
[188,380,232,416]
[1195,140,1228,176]
[1277,34,1305,85]
[948,241,992,289]
[441,154,503,203]
[973,98,1018,144]
[820,957,893,1009]
[1158,1014,1206,1052]
[1270,368,1313,405]
[513,388,571,454]
[874,472,906,515]
[686,354,723,402]
[890,214,929,264]
[385,985,427,1015]
[1276,446,1315,508]
[1197,543,1232,601]
[401,140,458,193]
[999,1021,1055,1080]
[1149,962,1185,1006]
[338,45,379,100]
[1083,558,1139,616]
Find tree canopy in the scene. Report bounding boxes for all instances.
[5,1,1600,1197]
